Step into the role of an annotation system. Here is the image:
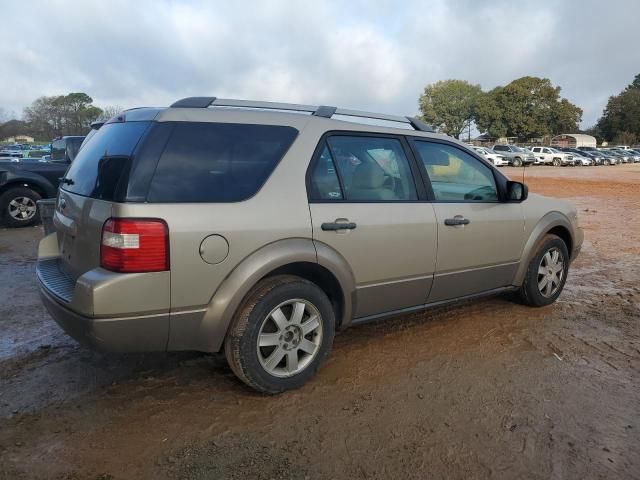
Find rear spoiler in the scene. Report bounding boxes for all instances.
[90,121,105,130]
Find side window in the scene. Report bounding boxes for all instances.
[543,148,551,154]
[147,122,298,202]
[309,144,343,200]
[325,136,417,201]
[413,141,499,202]
[493,145,506,152]
[51,139,66,161]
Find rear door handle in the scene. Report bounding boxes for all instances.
[321,221,357,231]
[444,216,470,226]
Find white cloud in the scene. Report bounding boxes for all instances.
[0,0,638,128]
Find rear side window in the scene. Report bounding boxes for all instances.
[493,145,507,151]
[310,135,417,202]
[147,122,298,202]
[62,122,151,200]
[51,139,65,161]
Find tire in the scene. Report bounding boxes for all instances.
[224,275,335,394]
[512,157,522,167]
[552,158,561,167]
[604,159,610,166]
[519,234,569,307]
[0,186,41,228]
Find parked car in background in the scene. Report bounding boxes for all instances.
[612,148,640,162]
[604,149,630,163]
[35,96,583,393]
[0,157,71,227]
[596,150,618,165]
[530,147,574,166]
[627,149,640,162]
[51,136,85,163]
[472,146,508,166]
[571,152,593,166]
[492,145,536,167]
[0,147,25,158]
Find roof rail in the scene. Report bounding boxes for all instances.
[169,96,435,132]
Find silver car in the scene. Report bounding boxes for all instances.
[37,97,583,393]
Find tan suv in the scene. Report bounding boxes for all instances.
[37,97,583,393]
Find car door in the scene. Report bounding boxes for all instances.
[308,133,438,320]
[409,139,526,303]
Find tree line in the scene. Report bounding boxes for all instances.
[1,75,639,144]
[419,74,640,144]
[0,93,120,142]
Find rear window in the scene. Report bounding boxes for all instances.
[146,122,298,202]
[61,122,151,200]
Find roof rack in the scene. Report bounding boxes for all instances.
[169,96,434,133]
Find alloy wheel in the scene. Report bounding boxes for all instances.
[257,299,323,378]
[8,197,37,221]
[537,247,565,298]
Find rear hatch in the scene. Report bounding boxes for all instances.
[55,117,154,280]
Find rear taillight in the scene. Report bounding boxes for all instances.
[101,218,169,273]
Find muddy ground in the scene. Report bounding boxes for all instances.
[1,165,639,480]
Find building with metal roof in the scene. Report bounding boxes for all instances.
[550,134,597,148]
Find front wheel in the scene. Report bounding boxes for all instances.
[512,157,522,167]
[225,275,335,393]
[0,186,41,228]
[552,158,561,167]
[519,234,569,307]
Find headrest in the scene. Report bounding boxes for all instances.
[352,161,386,189]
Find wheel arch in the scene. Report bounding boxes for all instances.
[195,238,355,353]
[513,212,575,287]
[0,173,56,199]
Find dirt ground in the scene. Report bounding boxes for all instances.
[1,165,639,480]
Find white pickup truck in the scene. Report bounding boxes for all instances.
[530,147,574,166]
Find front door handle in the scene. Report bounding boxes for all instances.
[444,216,470,226]
[321,220,357,231]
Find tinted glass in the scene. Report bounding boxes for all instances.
[62,121,151,200]
[51,139,65,161]
[326,136,417,201]
[414,141,499,202]
[309,144,343,200]
[67,137,83,161]
[147,122,298,203]
[493,145,507,151]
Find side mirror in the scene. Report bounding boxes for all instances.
[507,181,528,202]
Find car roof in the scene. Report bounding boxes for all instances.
[121,98,460,146]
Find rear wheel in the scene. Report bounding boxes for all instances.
[225,275,335,393]
[519,234,569,307]
[0,186,41,228]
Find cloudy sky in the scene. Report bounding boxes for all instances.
[1,0,638,128]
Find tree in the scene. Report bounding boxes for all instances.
[419,80,482,138]
[612,131,637,146]
[23,92,103,139]
[474,76,582,141]
[0,119,30,140]
[98,105,124,121]
[596,74,640,142]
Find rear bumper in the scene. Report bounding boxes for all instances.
[38,283,169,352]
